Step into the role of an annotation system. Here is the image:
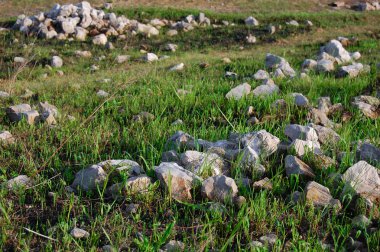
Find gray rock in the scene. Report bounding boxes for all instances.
[97,90,109,97]
[180,151,224,177]
[286,20,299,26]
[51,56,63,68]
[38,101,58,118]
[71,165,107,191]
[6,104,39,124]
[292,93,309,107]
[162,150,180,163]
[0,91,10,98]
[259,233,278,247]
[316,59,335,73]
[352,215,372,229]
[14,57,26,64]
[309,124,340,145]
[342,161,380,202]
[70,227,89,239]
[289,139,321,157]
[166,29,178,36]
[285,124,318,142]
[107,175,152,199]
[253,69,270,80]
[155,162,202,201]
[97,159,142,175]
[225,83,251,100]
[201,175,238,203]
[301,59,317,71]
[7,175,33,189]
[162,240,185,251]
[169,63,184,71]
[164,43,178,52]
[253,177,273,190]
[357,142,380,164]
[285,155,315,178]
[252,83,279,97]
[75,50,92,58]
[245,16,259,26]
[305,181,341,209]
[318,97,332,114]
[246,34,256,44]
[143,53,159,62]
[352,95,380,119]
[337,63,364,78]
[116,55,130,64]
[322,40,352,64]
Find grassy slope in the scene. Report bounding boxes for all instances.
[0,2,380,252]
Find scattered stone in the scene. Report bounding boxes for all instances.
[116,55,130,64]
[342,161,380,202]
[164,43,178,52]
[316,59,335,73]
[107,175,152,199]
[6,104,39,125]
[309,124,340,145]
[252,82,279,97]
[71,165,107,191]
[301,59,317,71]
[98,159,143,175]
[259,233,278,247]
[143,53,158,62]
[201,175,238,203]
[180,151,224,177]
[225,83,251,100]
[253,70,270,80]
[246,34,256,44]
[166,29,178,36]
[155,162,202,201]
[97,90,109,97]
[51,56,63,68]
[169,63,184,71]
[70,227,89,239]
[292,93,309,107]
[337,63,364,78]
[285,124,318,142]
[0,131,15,144]
[289,139,321,157]
[225,71,238,79]
[357,142,380,164]
[7,175,33,190]
[352,95,380,119]
[285,155,315,178]
[318,97,332,114]
[253,177,273,190]
[14,57,26,64]
[162,240,185,251]
[92,34,107,45]
[286,20,299,26]
[0,91,10,98]
[245,16,259,26]
[75,50,92,58]
[305,181,341,209]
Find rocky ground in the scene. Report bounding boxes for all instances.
[0,1,380,251]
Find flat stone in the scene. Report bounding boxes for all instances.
[305,181,341,209]
[225,83,251,100]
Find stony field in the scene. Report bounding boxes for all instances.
[1,1,380,251]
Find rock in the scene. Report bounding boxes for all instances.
[252,83,279,97]
[354,2,377,11]
[74,27,87,41]
[289,139,321,157]
[352,215,372,229]
[201,175,238,203]
[70,227,89,239]
[357,142,380,164]
[51,56,63,68]
[166,29,178,36]
[259,233,278,247]
[309,108,336,128]
[169,63,184,71]
[222,57,232,64]
[97,159,142,176]
[342,161,380,202]
[71,165,107,191]
[105,42,114,50]
[225,83,251,100]
[75,50,92,58]
[322,40,352,64]
[102,245,116,252]
[305,20,313,26]
[301,59,317,71]
[92,34,107,45]
[286,20,299,26]
[318,97,332,114]
[225,71,238,79]
[162,150,180,163]
[0,131,15,144]
[292,93,309,107]
[103,2,113,10]
[247,116,259,125]
[180,151,224,177]
[267,25,276,34]
[265,54,296,77]
[172,119,183,126]
[38,101,58,118]
[133,111,155,123]
[14,57,26,64]
[97,90,109,97]
[0,91,10,98]
[271,99,287,112]
[164,43,178,52]
[285,155,315,178]
[6,104,39,124]
[107,175,152,199]
[253,70,270,80]
[116,55,130,64]
[245,16,259,26]
[309,124,340,145]
[352,96,380,119]
[316,59,335,73]
[143,53,158,62]
[350,51,361,60]
[155,162,202,201]
[161,240,185,251]
[7,175,33,190]
[285,124,318,142]
[337,63,364,78]
[246,34,256,44]
[305,181,341,209]
[253,177,273,190]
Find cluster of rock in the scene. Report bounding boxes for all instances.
[11,1,213,42]
[302,39,369,78]
[6,102,58,125]
[331,1,380,11]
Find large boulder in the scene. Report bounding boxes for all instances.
[155,162,202,201]
[342,161,380,202]
[201,175,238,203]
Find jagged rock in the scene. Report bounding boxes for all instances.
[169,63,184,71]
[164,43,178,52]
[352,96,380,119]
[285,155,315,178]
[301,59,317,71]
[316,59,335,73]
[292,93,309,107]
[289,139,321,157]
[309,108,336,128]
[259,233,278,247]
[342,161,380,202]
[201,175,238,203]
[309,124,340,145]
[70,228,89,239]
[286,20,299,26]
[71,165,107,191]
[322,40,352,63]
[305,181,341,209]
[6,104,39,125]
[285,124,318,142]
[97,159,143,175]
[318,97,332,114]
[162,150,181,163]
[252,83,279,97]
[225,83,251,100]
[253,177,273,190]
[337,63,364,78]
[155,162,202,201]
[180,151,224,177]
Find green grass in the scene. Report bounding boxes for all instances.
[0,4,380,252]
